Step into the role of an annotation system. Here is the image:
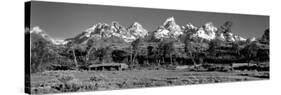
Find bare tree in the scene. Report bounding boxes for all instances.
[70,44,79,70]
[131,38,141,65]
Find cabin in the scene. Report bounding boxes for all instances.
[89,63,128,71]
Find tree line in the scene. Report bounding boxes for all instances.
[28,33,269,73]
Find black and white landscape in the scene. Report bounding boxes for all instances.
[25,1,269,94]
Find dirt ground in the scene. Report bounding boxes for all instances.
[29,70,269,94]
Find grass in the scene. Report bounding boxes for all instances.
[30,70,269,94]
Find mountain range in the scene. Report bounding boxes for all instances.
[28,17,266,45]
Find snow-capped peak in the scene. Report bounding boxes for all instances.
[188,22,246,42]
[191,22,217,41]
[128,22,148,38]
[85,24,98,33]
[84,24,98,37]
[163,17,181,32]
[84,23,113,38]
[222,32,246,42]
[129,22,143,30]
[154,17,182,39]
[111,21,128,35]
[29,26,51,39]
[29,26,68,45]
[30,26,43,34]
[248,37,257,42]
[67,21,139,43]
[163,16,176,27]
[111,21,119,30]
[203,22,217,33]
[185,23,198,30]
[154,26,170,39]
[234,35,246,41]
[132,22,141,27]
[52,39,68,45]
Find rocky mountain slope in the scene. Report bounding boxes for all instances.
[28,26,68,45]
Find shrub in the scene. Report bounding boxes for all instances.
[56,74,75,83]
[51,74,82,92]
[89,74,107,82]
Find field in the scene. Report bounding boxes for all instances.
[29,70,269,94]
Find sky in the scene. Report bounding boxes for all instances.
[30,1,269,40]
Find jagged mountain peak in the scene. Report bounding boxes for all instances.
[69,22,115,44]
[154,17,182,39]
[190,22,217,41]
[111,21,127,34]
[163,16,176,27]
[128,22,148,38]
[67,21,139,44]
[111,21,120,29]
[163,17,181,32]
[85,23,110,35]
[111,21,126,29]
[132,22,142,27]
[128,22,144,30]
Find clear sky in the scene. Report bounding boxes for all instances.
[30,1,269,40]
